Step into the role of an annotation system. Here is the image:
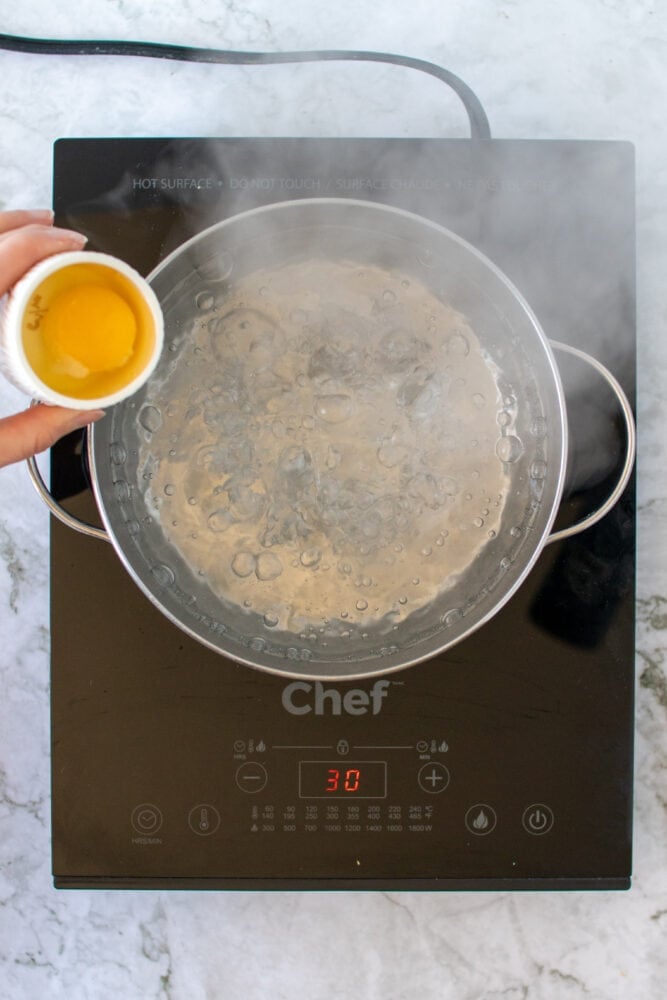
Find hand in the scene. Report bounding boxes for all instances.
[0,209,104,468]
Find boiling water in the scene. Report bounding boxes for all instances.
[138,259,510,635]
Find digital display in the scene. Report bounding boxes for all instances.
[299,761,387,799]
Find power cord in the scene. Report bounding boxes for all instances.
[0,32,491,139]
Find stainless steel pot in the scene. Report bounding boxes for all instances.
[30,198,635,680]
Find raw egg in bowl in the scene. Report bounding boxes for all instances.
[0,251,164,408]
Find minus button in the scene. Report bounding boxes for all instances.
[235,762,268,793]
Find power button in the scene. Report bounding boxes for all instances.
[522,803,554,836]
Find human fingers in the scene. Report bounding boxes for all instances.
[0,405,105,469]
[0,208,54,235]
[0,224,87,296]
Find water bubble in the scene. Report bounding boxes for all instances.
[530,460,547,480]
[380,645,399,657]
[398,596,408,605]
[488,530,497,539]
[164,484,176,497]
[231,551,256,577]
[197,250,233,282]
[442,608,462,627]
[500,557,512,571]
[250,637,267,652]
[109,442,127,465]
[356,599,369,611]
[421,546,433,557]
[196,291,215,311]
[473,517,484,528]
[381,289,397,306]
[377,441,409,468]
[263,613,279,628]
[497,410,512,428]
[255,552,283,581]
[510,525,523,538]
[412,577,421,586]
[417,247,435,268]
[208,509,232,533]
[114,480,130,502]
[495,435,525,463]
[139,405,162,433]
[437,478,457,500]
[151,564,175,588]
[188,496,198,506]
[300,547,322,568]
[314,394,353,424]
[445,331,470,357]
[326,445,342,470]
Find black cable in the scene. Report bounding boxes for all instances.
[0,32,491,139]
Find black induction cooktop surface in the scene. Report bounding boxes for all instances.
[50,137,635,889]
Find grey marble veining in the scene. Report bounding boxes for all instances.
[1,1,666,998]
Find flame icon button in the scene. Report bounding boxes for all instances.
[465,803,497,836]
[522,804,554,836]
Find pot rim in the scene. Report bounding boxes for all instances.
[90,197,569,680]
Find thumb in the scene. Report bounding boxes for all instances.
[0,405,105,468]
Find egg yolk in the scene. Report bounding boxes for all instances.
[42,283,137,374]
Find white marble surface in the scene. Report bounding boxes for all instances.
[0,1,666,997]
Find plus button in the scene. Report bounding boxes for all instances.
[418,762,450,794]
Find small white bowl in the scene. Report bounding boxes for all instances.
[0,250,164,409]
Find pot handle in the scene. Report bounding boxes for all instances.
[546,340,636,545]
[26,438,110,543]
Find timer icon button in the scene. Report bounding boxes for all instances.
[131,803,163,835]
[235,762,268,793]
[418,762,450,793]
[522,804,554,835]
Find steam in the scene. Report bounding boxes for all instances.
[66,133,634,509]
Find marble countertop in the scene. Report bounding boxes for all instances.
[1,1,666,997]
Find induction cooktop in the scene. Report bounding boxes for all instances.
[49,135,635,890]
